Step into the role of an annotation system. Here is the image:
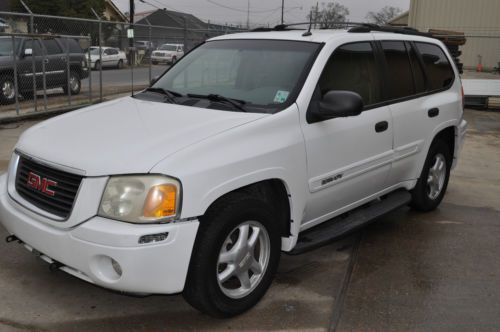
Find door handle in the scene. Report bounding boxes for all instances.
[375,121,389,133]
[428,108,439,118]
[43,58,49,64]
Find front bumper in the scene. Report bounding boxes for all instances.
[151,55,173,63]
[0,173,199,294]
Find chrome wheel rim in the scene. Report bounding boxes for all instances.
[2,80,15,100]
[427,153,446,200]
[217,221,270,299]
[69,75,79,92]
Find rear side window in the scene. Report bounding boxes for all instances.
[406,42,426,94]
[319,42,382,106]
[415,42,454,90]
[381,41,414,100]
[42,39,61,55]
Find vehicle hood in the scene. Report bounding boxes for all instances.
[16,97,268,176]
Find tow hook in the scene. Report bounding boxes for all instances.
[49,261,64,272]
[5,235,22,244]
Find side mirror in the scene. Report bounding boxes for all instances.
[24,48,33,57]
[308,90,364,123]
[150,76,160,86]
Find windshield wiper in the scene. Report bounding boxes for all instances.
[143,87,182,104]
[187,93,247,112]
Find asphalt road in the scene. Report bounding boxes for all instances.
[0,109,499,331]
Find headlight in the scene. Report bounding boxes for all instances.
[98,175,181,223]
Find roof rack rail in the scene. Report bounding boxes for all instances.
[250,22,433,39]
[348,23,431,37]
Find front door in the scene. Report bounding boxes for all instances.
[300,41,394,228]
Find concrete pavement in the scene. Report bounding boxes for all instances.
[0,109,499,331]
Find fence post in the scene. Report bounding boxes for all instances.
[20,0,37,111]
[183,18,188,51]
[91,8,103,102]
[11,36,20,115]
[87,35,92,106]
[66,38,71,106]
[145,18,152,84]
[41,37,47,112]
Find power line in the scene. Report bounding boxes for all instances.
[205,0,281,13]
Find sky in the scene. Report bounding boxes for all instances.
[112,0,410,27]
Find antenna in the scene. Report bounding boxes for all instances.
[302,11,313,36]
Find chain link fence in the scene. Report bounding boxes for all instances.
[0,10,244,119]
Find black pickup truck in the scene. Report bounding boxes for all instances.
[0,36,89,104]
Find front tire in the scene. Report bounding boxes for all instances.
[0,75,17,104]
[183,193,281,317]
[117,59,124,69]
[410,140,452,211]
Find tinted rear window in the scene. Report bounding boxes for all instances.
[57,38,83,53]
[381,41,414,100]
[406,42,426,94]
[42,39,61,55]
[415,43,454,90]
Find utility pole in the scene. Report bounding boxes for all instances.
[246,0,250,29]
[281,0,284,24]
[314,2,319,29]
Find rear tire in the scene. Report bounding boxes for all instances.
[62,71,81,96]
[94,60,101,70]
[183,192,281,317]
[117,59,124,69]
[410,140,452,212]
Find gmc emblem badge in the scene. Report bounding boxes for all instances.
[26,172,58,197]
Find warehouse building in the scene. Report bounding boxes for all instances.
[389,0,500,71]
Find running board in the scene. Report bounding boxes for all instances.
[288,190,411,255]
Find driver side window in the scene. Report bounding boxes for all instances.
[318,42,382,106]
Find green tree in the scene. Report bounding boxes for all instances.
[365,6,402,25]
[308,2,350,29]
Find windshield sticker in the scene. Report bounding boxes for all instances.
[274,90,290,103]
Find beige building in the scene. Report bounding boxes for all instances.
[389,0,500,70]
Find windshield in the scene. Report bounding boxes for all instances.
[152,39,320,113]
[0,37,19,56]
[159,45,178,51]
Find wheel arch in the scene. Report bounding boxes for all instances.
[199,177,295,244]
[417,122,458,178]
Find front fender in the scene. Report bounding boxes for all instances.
[150,105,308,251]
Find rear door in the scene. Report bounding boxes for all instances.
[300,41,394,228]
[381,40,458,184]
[41,38,66,87]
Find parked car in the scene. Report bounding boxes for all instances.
[151,44,184,64]
[0,36,89,104]
[88,46,127,70]
[0,25,467,317]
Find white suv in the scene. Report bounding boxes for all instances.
[151,43,184,64]
[0,25,467,317]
